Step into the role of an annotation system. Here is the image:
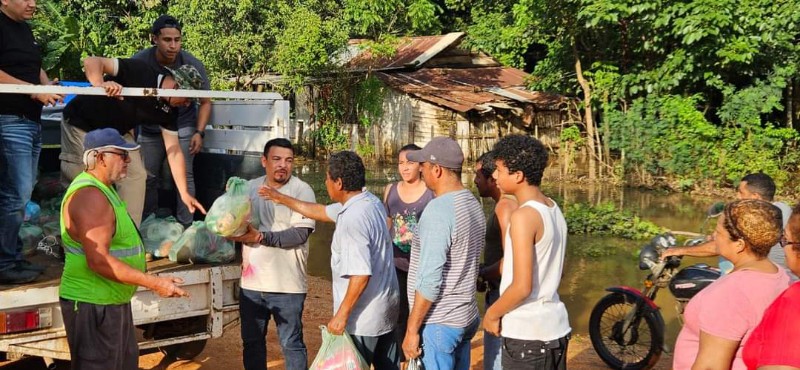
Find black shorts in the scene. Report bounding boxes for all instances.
[501,333,570,370]
[59,298,138,370]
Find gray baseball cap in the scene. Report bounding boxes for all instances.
[406,137,464,170]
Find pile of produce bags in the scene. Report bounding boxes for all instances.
[168,221,234,264]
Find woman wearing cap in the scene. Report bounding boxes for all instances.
[743,203,800,369]
[673,200,791,370]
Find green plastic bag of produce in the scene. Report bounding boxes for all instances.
[205,177,251,237]
[168,221,234,264]
[140,214,185,258]
[309,326,369,370]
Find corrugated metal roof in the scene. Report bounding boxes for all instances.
[340,32,466,71]
[376,67,566,113]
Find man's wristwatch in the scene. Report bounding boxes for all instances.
[195,130,205,138]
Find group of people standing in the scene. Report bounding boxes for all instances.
[226,134,572,370]
[1,1,211,285]
[662,173,800,369]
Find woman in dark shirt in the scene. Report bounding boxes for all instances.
[382,143,434,359]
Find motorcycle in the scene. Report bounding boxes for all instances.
[588,202,725,369]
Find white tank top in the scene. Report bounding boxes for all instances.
[499,199,571,341]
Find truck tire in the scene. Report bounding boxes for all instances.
[159,339,208,360]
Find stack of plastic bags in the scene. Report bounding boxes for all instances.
[140,214,185,258]
[205,177,251,237]
[310,326,369,370]
[168,221,234,264]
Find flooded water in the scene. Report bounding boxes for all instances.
[294,160,725,347]
[195,155,724,348]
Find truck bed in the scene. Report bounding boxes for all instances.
[0,253,237,293]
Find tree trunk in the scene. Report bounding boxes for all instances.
[787,82,793,128]
[573,48,597,181]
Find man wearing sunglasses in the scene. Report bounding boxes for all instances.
[133,15,211,227]
[59,128,189,370]
[60,56,207,226]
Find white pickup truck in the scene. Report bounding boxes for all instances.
[0,95,290,367]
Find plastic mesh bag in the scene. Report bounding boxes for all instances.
[309,326,369,370]
[168,221,235,264]
[205,177,251,237]
[140,214,185,258]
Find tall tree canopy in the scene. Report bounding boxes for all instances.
[31,0,800,188]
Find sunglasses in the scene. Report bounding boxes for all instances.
[101,151,130,161]
[780,235,800,249]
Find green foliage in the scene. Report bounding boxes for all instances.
[344,0,442,38]
[606,95,719,181]
[32,0,132,79]
[560,125,583,145]
[272,5,349,91]
[354,76,386,127]
[27,0,800,182]
[565,202,665,240]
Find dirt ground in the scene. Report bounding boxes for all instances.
[1,275,673,369]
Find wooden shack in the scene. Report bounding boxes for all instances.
[294,32,573,161]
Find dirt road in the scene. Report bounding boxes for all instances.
[1,275,673,369]
[137,275,674,369]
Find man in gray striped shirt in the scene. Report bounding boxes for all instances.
[402,137,486,370]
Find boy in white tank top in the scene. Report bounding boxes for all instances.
[482,135,571,370]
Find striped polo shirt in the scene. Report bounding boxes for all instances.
[408,189,486,327]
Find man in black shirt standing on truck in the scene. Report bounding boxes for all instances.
[60,56,206,225]
[133,15,212,227]
[0,0,63,284]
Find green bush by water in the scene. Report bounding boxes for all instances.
[565,202,665,241]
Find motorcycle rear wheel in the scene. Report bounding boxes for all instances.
[589,292,663,370]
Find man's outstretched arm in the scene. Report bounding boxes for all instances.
[258,185,333,222]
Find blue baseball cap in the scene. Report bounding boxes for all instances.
[83,128,140,152]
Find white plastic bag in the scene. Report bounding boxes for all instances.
[309,326,369,370]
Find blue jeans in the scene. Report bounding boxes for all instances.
[420,317,479,370]
[239,288,307,370]
[139,126,196,225]
[483,288,502,370]
[0,116,40,271]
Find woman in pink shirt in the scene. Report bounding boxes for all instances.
[673,199,790,370]
[743,203,800,370]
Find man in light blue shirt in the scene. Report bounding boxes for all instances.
[259,151,400,369]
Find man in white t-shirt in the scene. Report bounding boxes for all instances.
[226,138,315,370]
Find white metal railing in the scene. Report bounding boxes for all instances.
[0,84,282,100]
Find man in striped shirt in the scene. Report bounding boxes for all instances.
[402,137,486,370]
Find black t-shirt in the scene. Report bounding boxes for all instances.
[64,58,178,134]
[132,47,210,136]
[0,12,43,123]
